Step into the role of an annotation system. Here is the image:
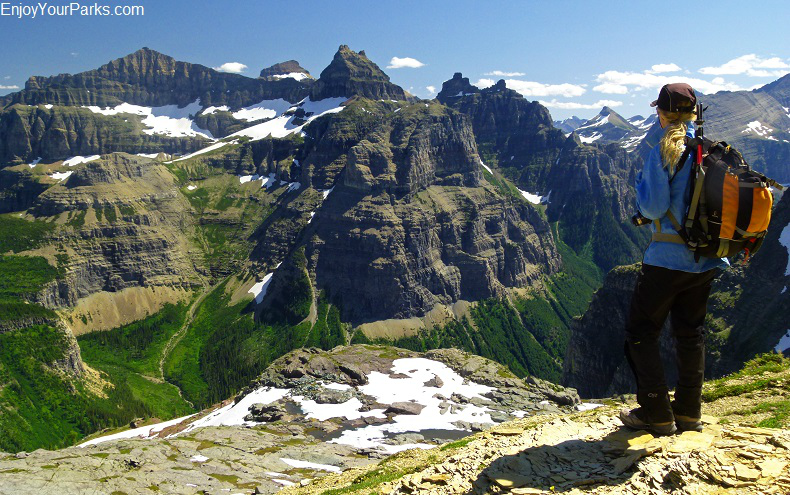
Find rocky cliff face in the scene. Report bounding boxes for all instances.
[31,153,202,308]
[438,74,563,190]
[0,104,208,164]
[2,47,311,109]
[436,74,648,273]
[260,101,561,323]
[310,45,413,102]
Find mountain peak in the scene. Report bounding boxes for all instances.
[310,44,410,101]
[259,60,312,80]
[436,72,480,102]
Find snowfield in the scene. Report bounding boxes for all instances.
[780,223,790,277]
[78,414,195,447]
[741,121,774,139]
[228,97,347,141]
[248,272,275,304]
[272,72,311,81]
[78,357,502,454]
[63,155,101,167]
[517,188,543,205]
[230,98,293,122]
[83,100,213,139]
[50,171,73,182]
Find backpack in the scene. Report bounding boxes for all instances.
[652,135,784,261]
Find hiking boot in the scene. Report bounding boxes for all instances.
[671,401,703,432]
[673,413,703,432]
[619,407,677,436]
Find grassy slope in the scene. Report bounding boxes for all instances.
[163,277,346,408]
[77,303,194,419]
[0,214,193,452]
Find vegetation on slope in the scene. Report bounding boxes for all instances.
[163,279,347,408]
[352,222,603,383]
[78,303,194,419]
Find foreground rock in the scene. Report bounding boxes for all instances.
[0,345,580,494]
[283,354,790,494]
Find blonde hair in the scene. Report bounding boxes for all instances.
[658,108,696,175]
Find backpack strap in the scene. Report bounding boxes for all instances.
[649,146,694,247]
[650,210,688,245]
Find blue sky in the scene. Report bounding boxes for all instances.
[1,0,788,120]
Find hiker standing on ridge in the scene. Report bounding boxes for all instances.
[620,83,729,435]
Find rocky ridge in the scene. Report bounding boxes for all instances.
[282,354,790,494]
[0,345,582,494]
[436,74,649,272]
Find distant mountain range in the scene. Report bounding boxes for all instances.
[554,75,790,182]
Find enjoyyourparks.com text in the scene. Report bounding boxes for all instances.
[1,2,144,19]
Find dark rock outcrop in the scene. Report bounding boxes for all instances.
[259,60,312,80]
[298,103,559,323]
[310,45,412,102]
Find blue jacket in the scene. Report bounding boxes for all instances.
[635,126,729,273]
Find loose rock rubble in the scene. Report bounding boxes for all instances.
[284,408,790,495]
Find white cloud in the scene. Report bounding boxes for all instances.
[387,57,425,69]
[595,69,744,95]
[213,62,248,74]
[539,99,623,110]
[70,52,78,57]
[593,83,629,94]
[699,54,789,77]
[475,78,585,98]
[0,85,19,90]
[647,63,682,74]
[3,76,10,80]
[426,85,437,94]
[484,70,525,77]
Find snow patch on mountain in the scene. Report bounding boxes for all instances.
[231,98,293,122]
[272,72,310,81]
[579,132,602,144]
[83,100,213,139]
[50,170,73,182]
[201,105,229,115]
[741,121,774,138]
[517,188,543,205]
[228,97,347,141]
[776,329,790,354]
[248,272,275,304]
[172,141,235,162]
[63,155,101,167]
[78,414,195,447]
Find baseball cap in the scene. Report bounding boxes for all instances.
[650,83,697,112]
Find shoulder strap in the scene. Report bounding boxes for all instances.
[668,144,693,184]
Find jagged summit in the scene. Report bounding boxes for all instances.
[436,72,481,101]
[309,45,412,101]
[553,115,585,134]
[259,60,312,80]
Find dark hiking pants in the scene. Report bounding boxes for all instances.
[624,263,718,424]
